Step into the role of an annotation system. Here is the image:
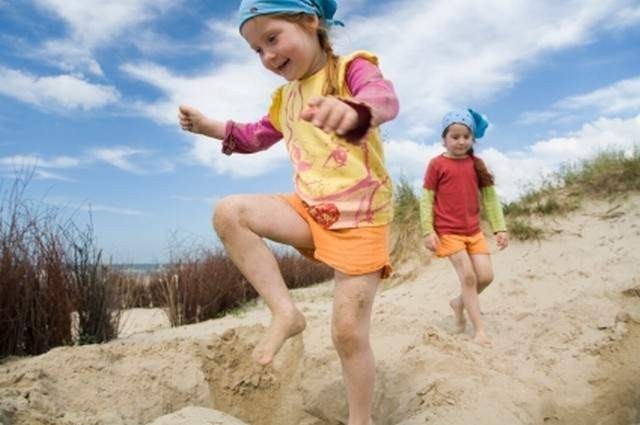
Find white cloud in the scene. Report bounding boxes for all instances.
[0,154,80,169]
[31,0,178,75]
[0,154,82,181]
[519,76,640,124]
[206,19,252,60]
[557,77,640,114]
[121,47,291,177]
[91,147,174,174]
[385,139,443,183]
[0,148,174,180]
[188,135,290,178]
[0,66,120,110]
[47,197,148,216]
[81,204,148,217]
[488,115,640,200]
[385,114,640,202]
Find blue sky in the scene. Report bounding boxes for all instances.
[1,0,639,263]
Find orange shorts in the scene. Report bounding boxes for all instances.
[436,232,490,257]
[282,194,392,279]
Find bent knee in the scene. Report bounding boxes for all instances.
[212,196,248,236]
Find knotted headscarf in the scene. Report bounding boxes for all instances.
[441,108,489,139]
[238,0,343,31]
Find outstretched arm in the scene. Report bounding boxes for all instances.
[179,104,225,139]
[178,105,282,155]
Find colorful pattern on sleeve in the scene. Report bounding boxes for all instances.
[268,51,395,229]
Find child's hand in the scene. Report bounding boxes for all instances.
[300,96,359,137]
[495,231,509,250]
[424,233,439,253]
[178,105,205,134]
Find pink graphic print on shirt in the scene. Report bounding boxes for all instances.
[282,83,390,228]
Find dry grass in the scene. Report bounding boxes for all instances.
[390,178,427,267]
[149,247,333,327]
[503,150,640,240]
[67,224,121,345]
[0,178,75,356]
[0,176,122,356]
[507,219,544,241]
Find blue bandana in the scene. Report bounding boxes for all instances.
[238,0,343,31]
[441,108,489,139]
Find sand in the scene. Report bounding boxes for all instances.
[1,194,639,425]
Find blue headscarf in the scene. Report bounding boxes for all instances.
[441,108,489,139]
[238,0,343,31]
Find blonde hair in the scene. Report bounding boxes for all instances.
[276,13,339,96]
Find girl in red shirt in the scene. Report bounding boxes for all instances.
[420,109,508,345]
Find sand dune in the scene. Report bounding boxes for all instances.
[1,195,639,425]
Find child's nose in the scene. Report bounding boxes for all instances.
[263,49,276,62]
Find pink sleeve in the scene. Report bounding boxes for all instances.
[345,57,399,126]
[221,115,283,155]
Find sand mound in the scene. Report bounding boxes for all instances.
[1,195,639,424]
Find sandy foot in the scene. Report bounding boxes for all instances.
[449,297,467,334]
[252,309,306,366]
[473,331,491,346]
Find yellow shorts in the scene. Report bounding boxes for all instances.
[282,194,392,279]
[436,232,490,257]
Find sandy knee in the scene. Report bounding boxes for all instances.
[212,196,248,237]
[332,320,367,357]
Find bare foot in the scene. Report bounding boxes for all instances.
[253,309,306,366]
[449,297,466,333]
[473,331,491,346]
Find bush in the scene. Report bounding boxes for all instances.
[67,224,121,345]
[0,176,122,357]
[505,150,640,220]
[0,178,73,356]
[151,247,332,327]
[508,219,544,241]
[390,178,426,266]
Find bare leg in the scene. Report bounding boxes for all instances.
[332,270,379,425]
[450,254,494,334]
[213,194,314,365]
[449,254,493,333]
[448,251,490,345]
[471,254,494,294]
[449,296,466,334]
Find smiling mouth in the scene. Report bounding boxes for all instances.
[277,59,290,72]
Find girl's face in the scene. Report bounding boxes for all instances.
[442,123,474,158]
[241,15,325,81]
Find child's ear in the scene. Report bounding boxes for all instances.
[303,14,320,32]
